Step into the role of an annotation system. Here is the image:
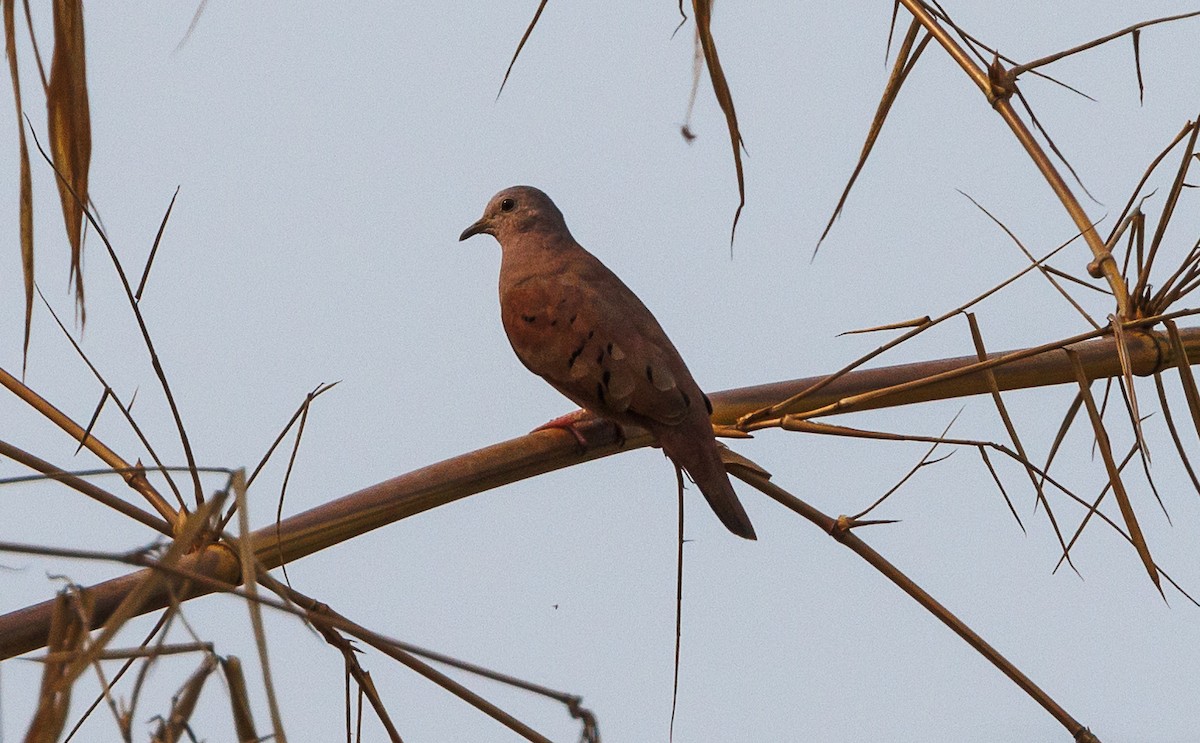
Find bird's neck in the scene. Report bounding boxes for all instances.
[498,229,580,284]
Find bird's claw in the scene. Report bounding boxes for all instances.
[532,411,624,452]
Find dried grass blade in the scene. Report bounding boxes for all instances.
[26,591,87,743]
[74,385,109,455]
[1132,29,1145,104]
[1153,370,1200,497]
[245,382,338,489]
[816,18,929,252]
[4,0,35,371]
[977,445,1024,533]
[0,359,178,521]
[150,654,216,743]
[272,581,593,741]
[839,316,931,335]
[1038,391,1083,510]
[778,418,1078,524]
[231,469,288,743]
[273,588,557,742]
[1053,443,1138,574]
[691,0,747,244]
[1110,315,1150,462]
[135,186,179,302]
[1066,348,1162,595]
[497,0,548,98]
[352,669,403,742]
[56,491,228,690]
[62,611,173,743]
[965,314,1064,549]
[884,1,901,61]
[1134,416,1170,523]
[173,0,209,53]
[1164,319,1200,443]
[219,656,260,742]
[1134,118,1200,300]
[1116,207,1144,281]
[298,620,403,743]
[46,0,90,320]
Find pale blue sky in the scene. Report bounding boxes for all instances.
[3,3,1200,741]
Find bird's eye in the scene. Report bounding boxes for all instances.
[500,198,516,212]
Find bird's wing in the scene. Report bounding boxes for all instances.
[500,263,697,426]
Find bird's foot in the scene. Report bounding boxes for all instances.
[532,411,624,451]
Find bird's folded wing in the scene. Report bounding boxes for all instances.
[502,277,691,426]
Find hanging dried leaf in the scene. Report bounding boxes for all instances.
[691,0,746,244]
[4,0,34,367]
[1067,349,1163,595]
[46,0,90,321]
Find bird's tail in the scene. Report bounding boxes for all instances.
[656,422,757,540]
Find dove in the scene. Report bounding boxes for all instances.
[459,186,756,540]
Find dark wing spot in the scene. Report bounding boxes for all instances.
[703,393,713,415]
[606,342,613,355]
[587,330,595,340]
[682,391,691,408]
[645,365,654,383]
[522,314,537,324]
[595,348,605,364]
[568,342,586,369]
[569,314,577,325]
[601,369,611,389]
[596,382,607,405]
[550,319,558,326]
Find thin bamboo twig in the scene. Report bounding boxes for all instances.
[0,439,171,534]
[669,464,686,743]
[37,283,187,509]
[0,365,176,525]
[1008,11,1200,77]
[26,121,206,509]
[767,311,1192,426]
[896,0,1130,315]
[728,465,1099,743]
[965,314,1073,564]
[738,234,1083,426]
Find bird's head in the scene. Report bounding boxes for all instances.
[459,185,569,244]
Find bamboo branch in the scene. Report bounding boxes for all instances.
[3,326,1200,660]
[897,0,1130,315]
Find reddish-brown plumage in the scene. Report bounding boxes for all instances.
[461,186,756,540]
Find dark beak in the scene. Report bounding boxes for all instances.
[459,218,490,241]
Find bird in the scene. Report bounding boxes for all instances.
[459,185,756,540]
